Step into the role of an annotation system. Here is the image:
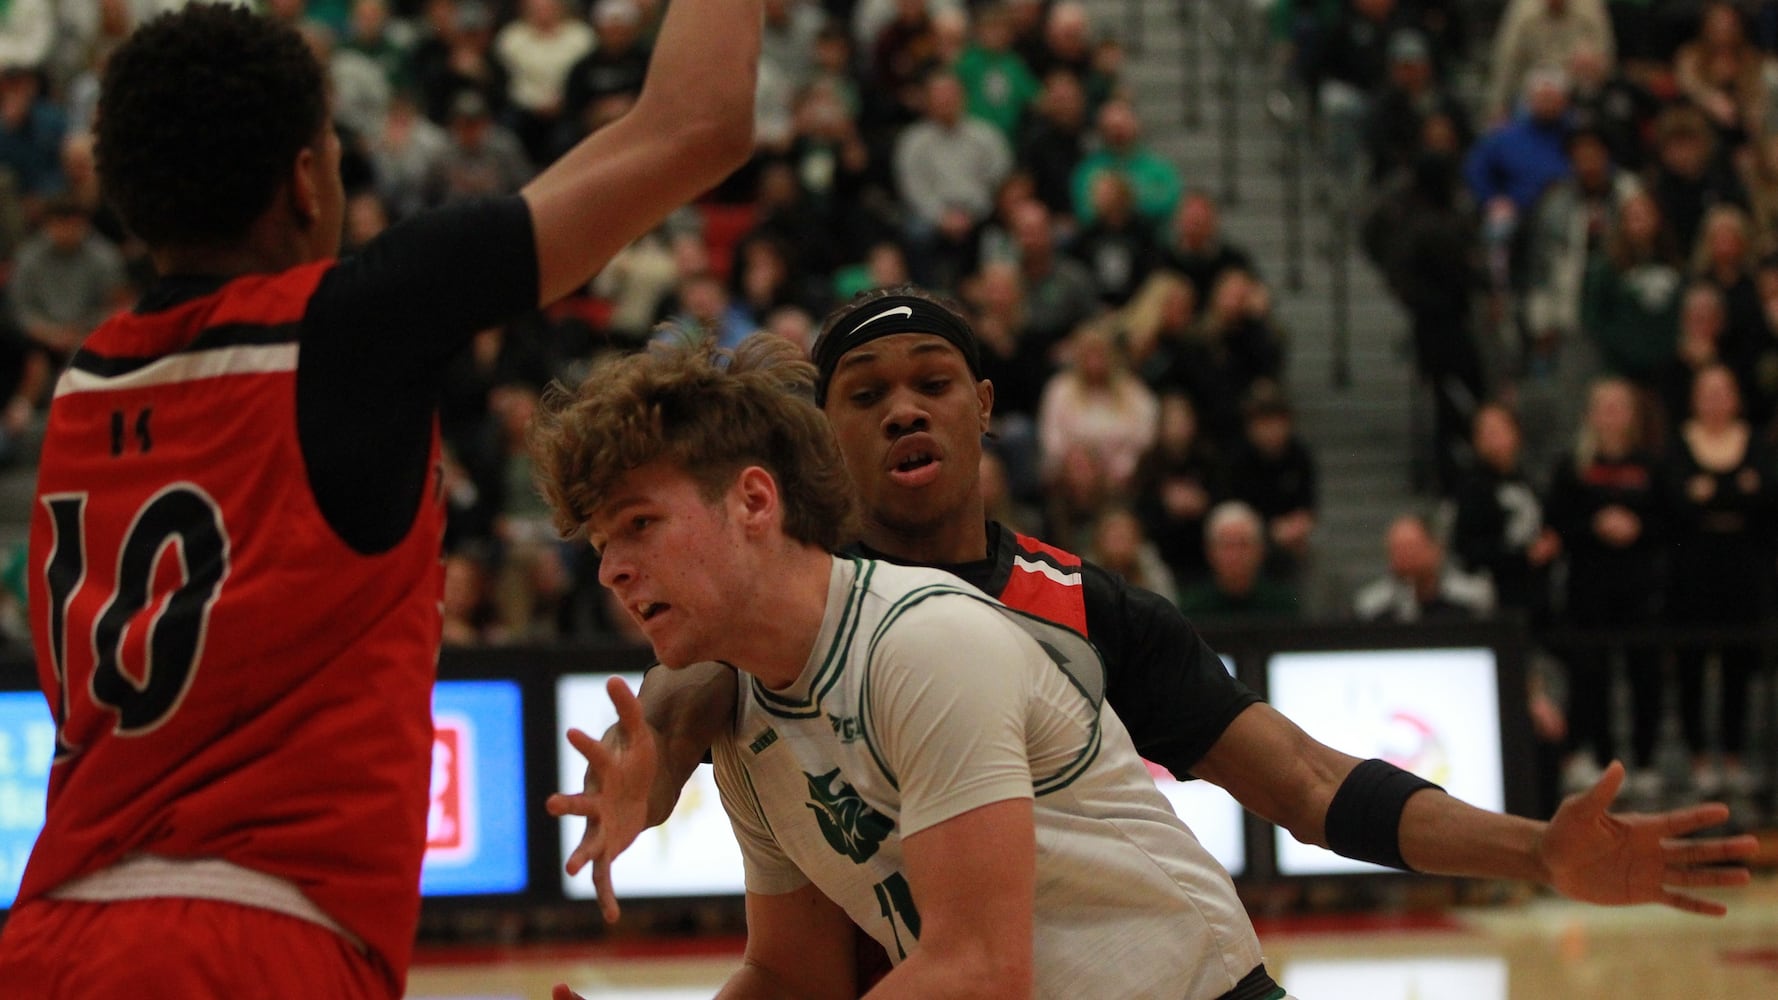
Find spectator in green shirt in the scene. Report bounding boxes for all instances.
[954,3,1041,141]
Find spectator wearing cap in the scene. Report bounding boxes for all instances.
[495,0,595,165]
[1307,0,1431,177]
[1352,513,1496,623]
[1363,28,1472,185]
[423,89,533,205]
[1484,0,1614,125]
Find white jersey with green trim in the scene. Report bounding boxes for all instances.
[711,556,1264,999]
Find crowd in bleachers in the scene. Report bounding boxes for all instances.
[1295,0,1778,808]
[0,0,1772,809]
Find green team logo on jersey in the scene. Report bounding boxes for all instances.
[804,768,891,862]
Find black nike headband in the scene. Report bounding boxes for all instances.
[811,294,983,405]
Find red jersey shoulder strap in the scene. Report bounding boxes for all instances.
[996,530,1089,635]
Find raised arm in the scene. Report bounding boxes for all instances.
[521,0,761,305]
[1194,704,1759,914]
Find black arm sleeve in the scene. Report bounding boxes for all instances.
[299,196,539,554]
[1082,560,1261,779]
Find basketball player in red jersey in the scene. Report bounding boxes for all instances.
[0,2,760,997]
[554,288,1757,992]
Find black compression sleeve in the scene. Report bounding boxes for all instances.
[299,196,538,554]
[1323,758,1443,871]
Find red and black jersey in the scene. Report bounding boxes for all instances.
[853,521,1258,779]
[15,196,540,994]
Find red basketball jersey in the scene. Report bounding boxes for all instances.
[998,530,1089,635]
[17,261,445,993]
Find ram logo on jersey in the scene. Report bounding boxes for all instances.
[804,767,891,863]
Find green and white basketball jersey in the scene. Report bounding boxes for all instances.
[711,557,1265,999]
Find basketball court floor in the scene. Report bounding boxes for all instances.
[407,869,1778,1000]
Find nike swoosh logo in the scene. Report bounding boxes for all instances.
[847,305,914,337]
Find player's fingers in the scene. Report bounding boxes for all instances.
[1654,802,1733,836]
[547,792,601,818]
[1661,833,1761,865]
[609,676,644,736]
[1575,759,1626,811]
[567,727,619,776]
[1660,889,1730,917]
[594,857,620,923]
[553,985,588,1000]
[567,827,606,876]
[1663,863,1753,889]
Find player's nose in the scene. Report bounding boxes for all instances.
[881,387,930,436]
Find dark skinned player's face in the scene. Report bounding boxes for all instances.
[822,333,992,538]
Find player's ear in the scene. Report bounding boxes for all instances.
[732,465,780,535]
[976,378,995,433]
[289,145,321,228]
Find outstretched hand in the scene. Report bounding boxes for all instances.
[1540,761,1760,916]
[546,675,660,923]
[552,987,587,1000]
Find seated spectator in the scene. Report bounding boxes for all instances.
[892,68,1014,287]
[302,21,392,144]
[967,259,1047,496]
[422,89,533,206]
[654,272,756,350]
[1655,282,1732,436]
[488,382,571,641]
[1565,41,1655,173]
[1029,0,1116,108]
[761,0,826,96]
[730,236,802,325]
[6,196,129,425]
[1149,268,1283,451]
[1308,0,1430,177]
[1644,104,1746,259]
[1087,505,1179,602]
[954,2,1039,141]
[735,158,842,307]
[1464,66,1574,280]
[495,0,595,164]
[1484,0,1613,125]
[1008,197,1101,351]
[1159,191,1259,307]
[762,303,815,356]
[0,62,66,217]
[1226,383,1317,577]
[371,90,449,218]
[786,79,884,263]
[1354,513,1496,622]
[1693,204,1772,382]
[442,550,503,646]
[1580,190,1682,392]
[344,0,415,90]
[1520,124,1634,439]
[559,0,652,153]
[1673,1,1766,151]
[865,0,943,128]
[1037,323,1158,497]
[1132,392,1224,586]
[414,0,510,127]
[1177,500,1299,619]
[1364,28,1472,185]
[1071,96,1181,229]
[1069,171,1161,306]
[1451,402,1561,611]
[1016,68,1089,219]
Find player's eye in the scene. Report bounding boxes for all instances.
[847,387,883,406]
[921,378,951,395]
